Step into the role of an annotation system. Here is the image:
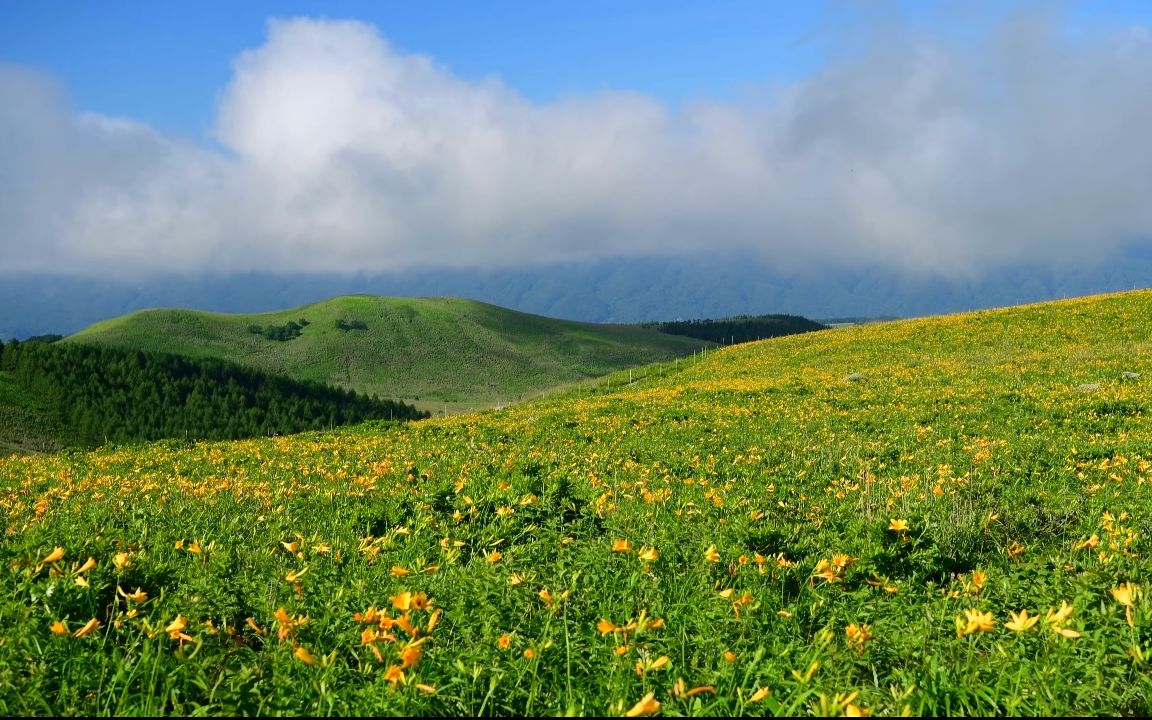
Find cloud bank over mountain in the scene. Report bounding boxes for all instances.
[3,9,1152,277]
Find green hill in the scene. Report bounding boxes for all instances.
[7,291,1152,713]
[67,296,714,409]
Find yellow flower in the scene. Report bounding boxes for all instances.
[50,620,69,635]
[294,646,319,665]
[637,547,659,563]
[281,540,300,553]
[671,678,715,698]
[597,618,618,635]
[41,547,65,565]
[956,608,996,637]
[1111,583,1139,627]
[486,550,502,564]
[969,570,987,592]
[624,691,661,717]
[508,573,524,586]
[165,615,188,640]
[845,623,871,653]
[284,567,308,583]
[426,609,442,633]
[73,618,100,638]
[749,686,771,703]
[612,539,633,553]
[75,557,97,575]
[498,633,512,650]
[704,544,720,563]
[523,648,536,659]
[845,703,872,717]
[391,565,410,576]
[1111,582,1139,608]
[888,518,910,532]
[1046,600,1074,625]
[723,650,737,662]
[399,644,422,669]
[117,586,148,604]
[392,591,413,611]
[112,552,131,572]
[383,664,405,684]
[415,683,436,694]
[1042,602,1081,638]
[1004,609,1039,633]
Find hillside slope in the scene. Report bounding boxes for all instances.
[6,291,1152,714]
[67,296,712,407]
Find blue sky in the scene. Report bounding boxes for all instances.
[2,2,1152,278]
[0,1,833,139]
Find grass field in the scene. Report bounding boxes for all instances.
[67,295,712,410]
[3,290,1152,715]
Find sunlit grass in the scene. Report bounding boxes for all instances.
[2,291,1152,715]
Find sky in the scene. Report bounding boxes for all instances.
[2,1,1152,279]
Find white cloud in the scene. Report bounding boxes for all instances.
[2,10,1152,277]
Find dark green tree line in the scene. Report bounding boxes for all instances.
[0,340,427,447]
[645,314,826,345]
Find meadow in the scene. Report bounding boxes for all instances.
[2,291,1151,715]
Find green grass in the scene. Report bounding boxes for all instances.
[3,290,1152,715]
[68,296,712,410]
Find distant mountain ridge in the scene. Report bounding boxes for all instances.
[4,251,1151,340]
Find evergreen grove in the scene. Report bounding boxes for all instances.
[0,340,427,446]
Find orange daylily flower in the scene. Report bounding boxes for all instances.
[612,539,633,553]
[50,620,69,635]
[41,547,65,565]
[75,557,97,574]
[73,618,100,638]
[624,691,660,717]
[294,646,319,665]
[704,544,720,563]
[400,644,423,669]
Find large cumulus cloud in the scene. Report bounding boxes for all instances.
[2,10,1152,277]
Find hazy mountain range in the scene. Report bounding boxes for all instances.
[4,250,1151,340]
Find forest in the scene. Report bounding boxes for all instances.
[647,313,826,345]
[0,339,426,446]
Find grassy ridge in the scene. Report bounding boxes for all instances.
[3,291,1152,714]
[68,296,712,408]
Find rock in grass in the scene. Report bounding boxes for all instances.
[1122,371,1141,380]
[1075,382,1101,392]
[844,372,865,382]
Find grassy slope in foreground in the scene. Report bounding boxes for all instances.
[68,295,711,407]
[5,290,1152,715]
